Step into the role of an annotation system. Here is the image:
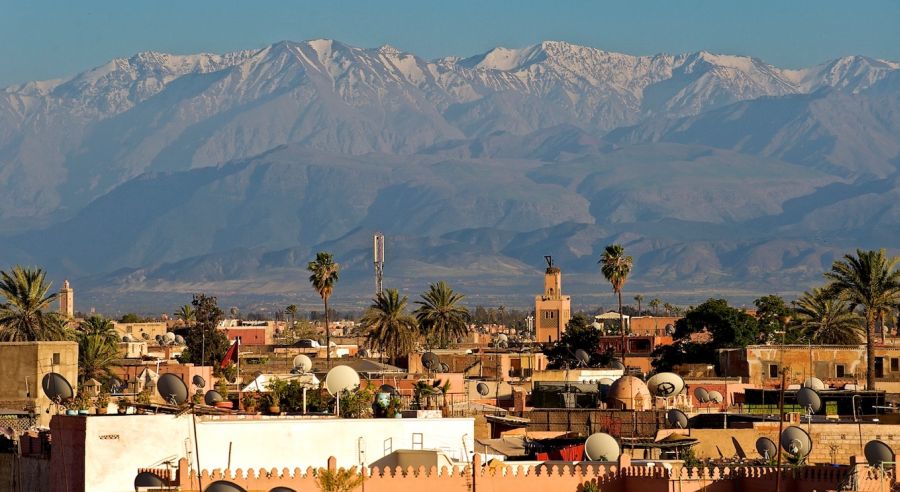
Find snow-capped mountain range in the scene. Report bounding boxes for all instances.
[0,40,898,309]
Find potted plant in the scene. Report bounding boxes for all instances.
[116,397,130,415]
[266,378,287,414]
[191,389,203,406]
[74,394,90,415]
[63,398,78,416]
[95,390,110,415]
[242,392,259,413]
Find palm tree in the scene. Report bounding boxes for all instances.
[362,289,417,366]
[792,287,863,345]
[663,302,674,316]
[0,266,69,342]
[414,281,470,349]
[174,304,195,327]
[308,252,340,368]
[78,332,119,384]
[285,304,298,334]
[79,316,119,345]
[599,244,633,362]
[634,294,644,315]
[649,298,661,316]
[825,249,900,389]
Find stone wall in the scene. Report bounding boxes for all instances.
[0,454,49,492]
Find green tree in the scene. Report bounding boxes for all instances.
[753,294,792,343]
[285,304,298,333]
[414,281,470,349]
[315,467,363,492]
[77,333,118,384]
[180,294,229,370]
[634,294,644,315]
[0,266,69,342]
[649,298,661,316]
[174,305,195,327]
[118,313,143,323]
[792,287,863,345]
[599,244,633,361]
[79,316,118,345]
[308,252,340,368]
[362,289,417,366]
[544,314,614,369]
[824,249,900,389]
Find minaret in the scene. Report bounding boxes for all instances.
[59,280,74,318]
[534,256,571,344]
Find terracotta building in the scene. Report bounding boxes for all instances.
[534,259,571,344]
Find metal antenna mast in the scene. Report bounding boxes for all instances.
[373,233,385,296]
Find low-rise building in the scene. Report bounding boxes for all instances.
[112,321,167,342]
[0,342,78,427]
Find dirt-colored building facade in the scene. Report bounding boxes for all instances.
[0,342,78,426]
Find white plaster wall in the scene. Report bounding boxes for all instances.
[81,415,474,491]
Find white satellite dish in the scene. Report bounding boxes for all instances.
[584,433,620,461]
[325,365,360,395]
[292,354,312,373]
[708,390,724,404]
[647,372,685,398]
[163,332,176,344]
[802,377,826,391]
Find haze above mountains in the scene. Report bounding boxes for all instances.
[1,39,898,311]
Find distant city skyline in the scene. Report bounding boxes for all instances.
[1,0,899,87]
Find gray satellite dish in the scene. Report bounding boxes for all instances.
[756,437,777,460]
[269,488,297,492]
[476,382,490,396]
[122,334,133,342]
[358,348,369,357]
[292,354,312,372]
[134,471,167,488]
[584,432,621,461]
[796,387,822,413]
[174,335,185,345]
[154,334,163,344]
[379,384,398,395]
[708,390,724,404]
[205,481,247,492]
[781,426,813,458]
[575,349,591,366]
[421,352,439,370]
[610,360,625,370]
[667,408,689,429]
[156,374,188,405]
[204,390,223,406]
[864,440,894,467]
[694,387,710,403]
[41,372,74,401]
[192,375,206,389]
[440,362,450,373]
[325,365,360,395]
[648,372,685,398]
[164,332,176,344]
[802,377,826,391]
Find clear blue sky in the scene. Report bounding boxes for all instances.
[1,0,899,87]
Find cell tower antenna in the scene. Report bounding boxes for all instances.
[374,233,385,296]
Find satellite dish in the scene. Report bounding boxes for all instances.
[164,332,176,344]
[174,335,185,345]
[134,471,167,489]
[497,340,509,349]
[797,387,822,413]
[204,481,247,492]
[803,377,826,391]
[122,334,133,342]
[358,348,369,357]
[694,387,710,403]
[156,374,188,405]
[599,378,614,385]
[756,437,777,460]
[865,440,894,467]
[708,390,724,404]
[666,409,689,429]
[497,334,509,343]
[647,372,685,398]
[41,372,74,401]
[584,432,621,461]
[269,488,297,492]
[575,349,591,366]
[325,365,360,395]
[476,382,490,396]
[154,334,163,344]
[781,426,813,457]
[610,360,625,370]
[440,362,450,373]
[379,384,398,396]
[421,352,439,370]
[204,390,223,406]
[191,375,206,388]
[292,354,312,372]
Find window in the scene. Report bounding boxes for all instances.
[891,358,899,372]
[52,353,61,365]
[768,364,779,378]
[836,364,846,378]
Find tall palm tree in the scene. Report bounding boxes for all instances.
[824,249,900,389]
[414,281,470,349]
[174,304,195,327]
[663,302,674,316]
[308,252,340,368]
[599,244,633,362]
[362,289,417,366]
[649,298,661,316]
[792,287,863,345]
[0,266,69,342]
[78,332,118,384]
[633,294,644,315]
[79,316,119,345]
[285,304,298,333]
